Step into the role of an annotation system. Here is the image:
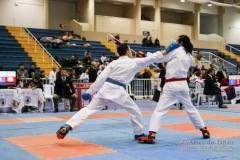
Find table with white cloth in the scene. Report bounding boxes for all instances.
[221,86,240,104]
[0,88,45,113]
[0,89,15,113]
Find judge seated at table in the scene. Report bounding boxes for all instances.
[24,74,43,90]
[53,68,77,112]
[204,69,227,108]
[22,74,44,112]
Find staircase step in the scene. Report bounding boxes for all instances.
[101,41,118,56]
[7,26,60,73]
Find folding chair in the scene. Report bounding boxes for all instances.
[127,84,135,100]
[196,82,211,108]
[43,84,54,109]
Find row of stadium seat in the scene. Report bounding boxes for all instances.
[0,26,41,72]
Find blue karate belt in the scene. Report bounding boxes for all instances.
[106,78,126,89]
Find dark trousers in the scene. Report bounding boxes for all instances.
[53,94,76,110]
[130,81,135,94]
[143,81,151,97]
[207,90,223,106]
[215,90,223,106]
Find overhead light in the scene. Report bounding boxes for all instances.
[181,0,185,2]
[208,3,212,6]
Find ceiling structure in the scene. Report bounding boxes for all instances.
[187,0,240,8]
[51,0,240,8]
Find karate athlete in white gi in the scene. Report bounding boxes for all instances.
[56,42,178,140]
[138,35,210,144]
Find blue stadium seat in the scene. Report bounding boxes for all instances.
[0,26,39,71]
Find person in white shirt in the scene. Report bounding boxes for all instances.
[195,70,204,83]
[189,69,198,82]
[99,61,108,70]
[79,68,89,83]
[100,54,107,63]
[49,67,57,85]
[97,66,105,76]
[138,35,210,144]
[56,42,179,140]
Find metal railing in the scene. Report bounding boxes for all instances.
[20,78,160,99]
[19,78,84,87]
[24,27,61,68]
[129,78,161,99]
[19,78,54,87]
[107,33,160,69]
[193,51,237,73]
[223,43,240,54]
[193,51,219,71]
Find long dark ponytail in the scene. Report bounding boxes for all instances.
[178,35,193,54]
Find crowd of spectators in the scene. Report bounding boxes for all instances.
[53,51,118,83]
[39,30,90,50]
[188,63,228,88]
[142,36,160,48]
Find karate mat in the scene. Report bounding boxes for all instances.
[0,100,240,160]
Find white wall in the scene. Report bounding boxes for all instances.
[198,34,225,42]
[0,0,45,28]
[48,0,76,30]
[78,23,90,31]
[0,0,239,45]
[140,21,155,37]
[160,23,192,45]
[81,31,144,43]
[95,15,135,34]
[223,7,240,45]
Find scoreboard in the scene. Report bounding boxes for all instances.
[228,75,240,86]
[0,71,17,86]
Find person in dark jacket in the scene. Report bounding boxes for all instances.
[159,63,166,91]
[204,69,227,108]
[25,74,43,90]
[53,68,77,112]
[88,61,98,83]
[28,63,35,78]
[216,65,227,83]
[142,67,152,98]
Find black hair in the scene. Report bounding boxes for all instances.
[158,63,164,69]
[206,68,214,74]
[192,69,197,74]
[117,43,129,56]
[196,70,201,77]
[178,35,193,54]
[34,74,41,80]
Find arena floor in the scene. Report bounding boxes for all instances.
[0,100,240,160]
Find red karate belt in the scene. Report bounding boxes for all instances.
[165,78,187,83]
